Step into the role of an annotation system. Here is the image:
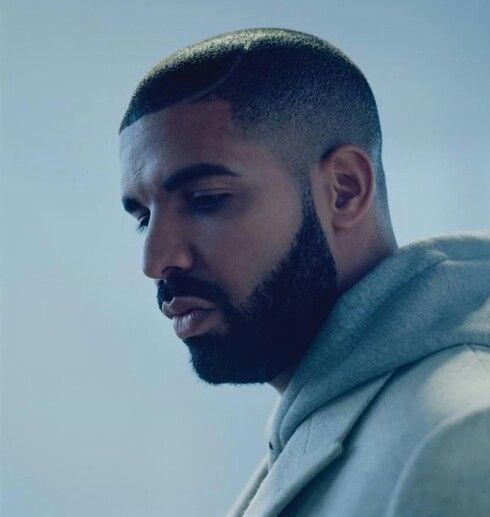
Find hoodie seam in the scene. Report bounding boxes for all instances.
[468,343,490,375]
[303,416,313,454]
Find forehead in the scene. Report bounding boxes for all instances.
[119,100,245,183]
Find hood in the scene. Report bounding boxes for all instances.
[266,231,490,456]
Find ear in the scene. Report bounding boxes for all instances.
[320,144,375,231]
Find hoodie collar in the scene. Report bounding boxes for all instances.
[236,372,394,517]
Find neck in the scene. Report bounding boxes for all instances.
[269,226,398,396]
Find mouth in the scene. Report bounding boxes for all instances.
[173,308,215,339]
[161,296,215,319]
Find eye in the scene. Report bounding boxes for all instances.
[134,194,230,234]
[190,193,231,212]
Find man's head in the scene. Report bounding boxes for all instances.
[119,28,397,390]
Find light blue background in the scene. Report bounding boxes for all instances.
[1,1,489,516]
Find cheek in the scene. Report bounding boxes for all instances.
[196,220,268,298]
[197,203,298,301]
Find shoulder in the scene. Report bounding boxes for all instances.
[386,405,490,517]
[348,344,490,513]
[377,344,490,427]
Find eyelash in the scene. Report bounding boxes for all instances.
[135,193,231,233]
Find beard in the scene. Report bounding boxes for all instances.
[157,187,338,385]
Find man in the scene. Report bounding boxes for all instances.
[119,28,490,516]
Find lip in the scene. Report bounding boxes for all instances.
[172,308,214,338]
[162,296,215,319]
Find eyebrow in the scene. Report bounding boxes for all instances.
[122,162,241,214]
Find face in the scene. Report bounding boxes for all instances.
[119,100,338,385]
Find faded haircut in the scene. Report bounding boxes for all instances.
[120,27,388,211]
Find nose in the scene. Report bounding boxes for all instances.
[141,216,194,280]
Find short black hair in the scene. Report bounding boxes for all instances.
[120,27,388,210]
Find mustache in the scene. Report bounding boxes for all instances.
[156,272,221,309]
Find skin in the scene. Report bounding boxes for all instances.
[119,99,398,395]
